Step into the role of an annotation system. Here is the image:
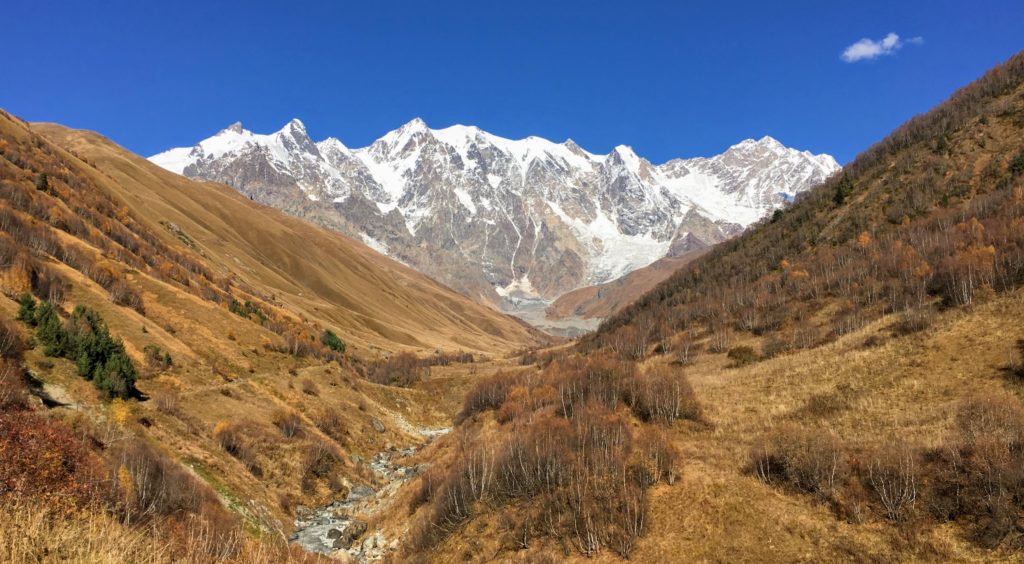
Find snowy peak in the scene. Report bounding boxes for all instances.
[317,136,348,152]
[149,119,840,305]
[731,135,784,150]
[274,118,319,157]
[280,117,307,133]
[222,121,245,135]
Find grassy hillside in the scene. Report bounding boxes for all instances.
[408,287,1024,562]
[29,121,543,356]
[0,108,544,561]
[587,50,1024,359]
[394,50,1024,562]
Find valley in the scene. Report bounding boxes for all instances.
[2,4,1023,562]
[500,296,600,337]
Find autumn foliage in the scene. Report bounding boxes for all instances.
[415,354,695,557]
[585,51,1024,362]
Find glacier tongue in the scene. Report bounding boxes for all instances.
[148,119,840,306]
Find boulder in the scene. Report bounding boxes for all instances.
[332,519,368,549]
[347,484,374,501]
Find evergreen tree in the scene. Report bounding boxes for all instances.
[34,172,48,191]
[34,301,70,357]
[1011,150,1024,176]
[320,329,346,354]
[834,175,854,206]
[95,349,137,399]
[16,293,37,325]
[30,302,139,400]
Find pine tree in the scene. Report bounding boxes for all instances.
[34,172,49,191]
[1011,150,1024,176]
[31,302,139,400]
[96,349,137,400]
[320,329,346,354]
[834,175,854,206]
[16,293,37,325]
[35,302,70,357]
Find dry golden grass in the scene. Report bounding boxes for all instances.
[405,289,1024,562]
[0,499,323,563]
[625,291,1024,562]
[25,119,544,357]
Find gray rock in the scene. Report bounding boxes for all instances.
[332,519,368,549]
[361,534,376,552]
[371,417,386,433]
[347,484,374,501]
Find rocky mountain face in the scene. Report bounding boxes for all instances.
[150,119,839,307]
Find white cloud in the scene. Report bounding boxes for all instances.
[841,32,923,63]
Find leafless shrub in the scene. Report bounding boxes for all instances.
[456,370,525,423]
[271,409,302,438]
[865,442,919,523]
[0,318,24,360]
[631,426,680,486]
[111,438,214,518]
[302,440,343,483]
[622,365,701,423]
[109,280,145,314]
[0,358,27,410]
[314,406,345,442]
[152,390,180,415]
[726,345,758,367]
[300,378,318,396]
[751,424,846,499]
[365,352,429,387]
[761,334,792,359]
[212,420,261,476]
[892,308,934,336]
[671,331,701,365]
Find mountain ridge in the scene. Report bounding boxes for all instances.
[150,119,839,308]
[25,118,543,355]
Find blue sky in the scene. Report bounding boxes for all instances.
[3,1,1021,164]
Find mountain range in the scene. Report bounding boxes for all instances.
[150,120,839,309]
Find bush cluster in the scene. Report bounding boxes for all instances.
[319,329,346,354]
[416,354,698,557]
[228,299,266,322]
[751,391,1024,547]
[19,295,138,400]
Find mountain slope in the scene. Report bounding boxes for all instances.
[0,107,548,562]
[395,50,1024,562]
[151,121,838,306]
[590,49,1024,354]
[32,121,542,355]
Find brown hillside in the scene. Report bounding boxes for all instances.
[31,120,543,356]
[587,49,1024,359]
[0,107,543,562]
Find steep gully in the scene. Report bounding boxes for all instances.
[290,417,449,561]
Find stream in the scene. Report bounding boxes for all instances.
[290,424,448,561]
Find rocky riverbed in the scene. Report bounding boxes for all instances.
[290,426,448,561]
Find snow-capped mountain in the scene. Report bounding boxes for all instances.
[150,119,839,306]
